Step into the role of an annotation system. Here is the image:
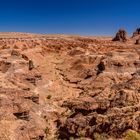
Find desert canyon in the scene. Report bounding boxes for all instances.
[0,29,140,140]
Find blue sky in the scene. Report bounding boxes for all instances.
[0,0,139,36]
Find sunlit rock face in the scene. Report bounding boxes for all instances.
[0,32,140,139]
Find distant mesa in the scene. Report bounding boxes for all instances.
[112,29,127,42]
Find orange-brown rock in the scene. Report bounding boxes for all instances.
[0,32,140,139]
[133,27,140,37]
[112,29,127,42]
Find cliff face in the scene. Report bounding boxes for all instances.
[0,33,140,139]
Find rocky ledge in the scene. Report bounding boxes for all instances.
[0,32,140,140]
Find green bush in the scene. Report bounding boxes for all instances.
[47,95,52,99]
[125,131,140,140]
[93,133,108,140]
[44,127,49,135]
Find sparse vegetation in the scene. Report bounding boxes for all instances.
[47,95,52,99]
[125,131,140,140]
[1,32,140,140]
[44,127,49,135]
[93,133,108,140]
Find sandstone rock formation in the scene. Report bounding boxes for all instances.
[133,28,140,37]
[29,59,34,70]
[112,29,127,42]
[135,39,140,45]
[0,32,139,140]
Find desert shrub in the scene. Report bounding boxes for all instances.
[93,133,108,140]
[125,131,140,140]
[44,127,49,135]
[47,95,52,99]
